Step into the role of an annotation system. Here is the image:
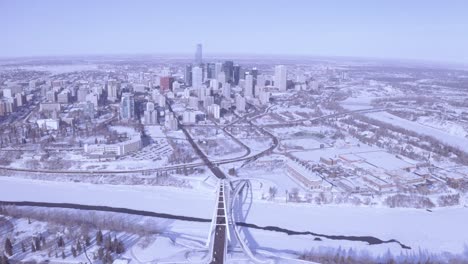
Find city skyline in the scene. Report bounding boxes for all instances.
[2,0,468,63]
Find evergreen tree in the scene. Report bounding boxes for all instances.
[104,250,113,264]
[104,235,112,252]
[112,238,119,252]
[57,236,65,248]
[115,240,125,254]
[34,237,41,251]
[40,236,46,248]
[76,241,82,253]
[97,248,104,260]
[84,234,91,247]
[4,238,13,256]
[96,230,103,246]
[71,246,77,258]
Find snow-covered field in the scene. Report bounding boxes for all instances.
[365,111,468,153]
[0,177,215,219]
[1,177,467,258]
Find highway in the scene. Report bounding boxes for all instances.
[0,106,394,176]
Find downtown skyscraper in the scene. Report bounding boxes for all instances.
[274,65,287,92]
[195,44,202,65]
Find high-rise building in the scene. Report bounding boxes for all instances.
[195,44,203,65]
[210,79,219,90]
[77,87,89,102]
[215,62,223,79]
[256,74,266,89]
[15,92,25,107]
[274,65,287,91]
[57,90,70,104]
[235,94,246,112]
[217,72,226,83]
[206,63,216,79]
[184,65,192,86]
[86,93,99,108]
[251,67,259,80]
[107,80,120,102]
[244,74,254,98]
[120,93,135,120]
[233,65,241,85]
[46,90,57,102]
[165,112,178,131]
[192,66,203,89]
[207,104,220,119]
[160,76,174,92]
[222,83,231,99]
[222,61,234,83]
[259,90,270,105]
[143,102,158,125]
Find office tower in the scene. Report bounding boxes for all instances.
[217,72,226,83]
[195,44,202,65]
[46,90,57,102]
[184,64,192,86]
[120,93,135,120]
[206,63,216,79]
[158,95,166,108]
[107,80,120,102]
[244,74,254,98]
[255,74,265,97]
[233,65,241,85]
[274,65,287,91]
[207,103,220,119]
[222,61,234,83]
[77,87,88,102]
[86,93,99,108]
[210,79,219,90]
[144,102,158,125]
[215,62,223,79]
[160,76,174,92]
[251,67,259,80]
[57,90,70,104]
[222,83,231,99]
[197,87,206,100]
[259,90,270,105]
[15,93,25,107]
[192,66,203,89]
[235,94,246,112]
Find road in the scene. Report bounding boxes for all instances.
[0,107,392,177]
[167,99,231,263]
[210,182,228,264]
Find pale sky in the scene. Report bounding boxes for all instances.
[1,0,468,63]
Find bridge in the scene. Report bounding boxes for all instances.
[207,180,230,263]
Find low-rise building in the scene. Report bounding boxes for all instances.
[286,159,329,190]
[84,135,141,157]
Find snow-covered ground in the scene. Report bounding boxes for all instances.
[0,177,215,219]
[365,111,468,153]
[1,177,467,258]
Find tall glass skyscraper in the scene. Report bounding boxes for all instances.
[195,44,202,65]
[120,92,135,120]
[223,61,234,83]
